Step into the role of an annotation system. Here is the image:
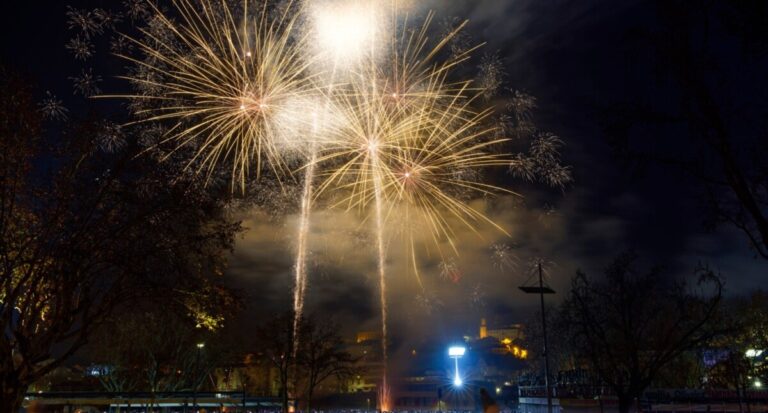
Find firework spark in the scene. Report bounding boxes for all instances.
[39,92,69,121]
[439,258,462,283]
[491,242,517,271]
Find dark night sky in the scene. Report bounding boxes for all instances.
[2,0,766,349]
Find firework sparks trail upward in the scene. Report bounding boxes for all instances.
[292,148,316,356]
[306,0,395,403]
[288,92,343,357]
[374,161,390,409]
[291,0,384,357]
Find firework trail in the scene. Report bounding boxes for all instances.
[292,0,385,357]
[374,164,390,409]
[305,0,393,402]
[292,148,316,356]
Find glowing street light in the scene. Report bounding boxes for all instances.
[746,349,763,358]
[448,346,466,387]
[193,342,205,410]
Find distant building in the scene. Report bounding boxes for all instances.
[346,331,385,394]
[479,318,525,343]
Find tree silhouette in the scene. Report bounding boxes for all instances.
[561,252,724,413]
[0,66,240,413]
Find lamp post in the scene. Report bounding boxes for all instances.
[448,346,466,388]
[519,262,555,413]
[193,342,205,412]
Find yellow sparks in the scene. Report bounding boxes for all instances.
[106,0,317,190]
[313,14,516,270]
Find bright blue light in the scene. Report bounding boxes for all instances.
[449,345,466,387]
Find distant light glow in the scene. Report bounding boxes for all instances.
[746,349,763,358]
[453,377,463,387]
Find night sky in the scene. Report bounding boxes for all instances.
[2,0,765,351]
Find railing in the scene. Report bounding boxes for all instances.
[24,391,287,407]
[518,386,768,403]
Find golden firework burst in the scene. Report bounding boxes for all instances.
[106,0,317,190]
[313,13,515,271]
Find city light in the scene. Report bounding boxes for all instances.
[746,349,763,358]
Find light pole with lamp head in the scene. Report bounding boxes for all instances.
[192,342,205,412]
[519,262,555,413]
[448,346,466,388]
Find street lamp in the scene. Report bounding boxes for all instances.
[193,342,205,412]
[746,349,763,358]
[519,261,556,413]
[448,346,466,387]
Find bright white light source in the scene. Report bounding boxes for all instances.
[311,1,380,64]
[448,346,466,357]
[746,349,763,358]
[453,377,463,387]
[755,380,762,388]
